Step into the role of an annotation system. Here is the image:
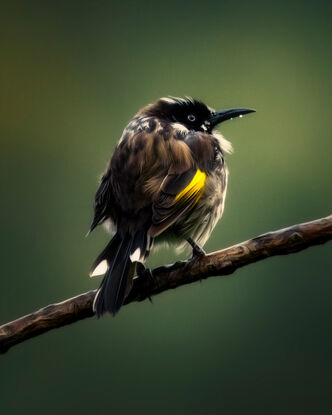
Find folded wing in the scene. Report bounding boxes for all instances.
[149,166,206,237]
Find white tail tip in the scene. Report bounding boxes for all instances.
[90,260,108,277]
[130,247,142,262]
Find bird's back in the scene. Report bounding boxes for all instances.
[110,116,194,216]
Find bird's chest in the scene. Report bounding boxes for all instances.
[171,162,228,247]
[197,163,228,223]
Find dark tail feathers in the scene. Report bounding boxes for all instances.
[91,231,148,316]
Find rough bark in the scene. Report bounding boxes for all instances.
[1,215,331,354]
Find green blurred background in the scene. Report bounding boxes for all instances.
[1,0,331,414]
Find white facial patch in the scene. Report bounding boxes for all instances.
[213,131,233,154]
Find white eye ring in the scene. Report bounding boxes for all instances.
[187,114,196,122]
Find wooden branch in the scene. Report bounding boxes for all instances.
[1,215,331,354]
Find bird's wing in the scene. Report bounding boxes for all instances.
[89,170,116,233]
[149,167,206,237]
[149,132,215,238]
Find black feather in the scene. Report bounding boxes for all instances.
[89,171,114,234]
[102,234,133,315]
[93,230,149,316]
[89,233,121,276]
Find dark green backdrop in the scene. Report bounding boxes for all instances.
[1,1,331,414]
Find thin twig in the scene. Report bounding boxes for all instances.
[1,215,331,354]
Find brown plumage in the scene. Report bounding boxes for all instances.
[89,97,255,316]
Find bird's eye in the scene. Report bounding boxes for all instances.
[187,114,196,122]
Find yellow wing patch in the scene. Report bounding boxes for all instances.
[175,169,206,203]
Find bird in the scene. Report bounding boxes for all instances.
[88,97,255,316]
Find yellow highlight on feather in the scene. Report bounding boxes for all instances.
[175,169,206,202]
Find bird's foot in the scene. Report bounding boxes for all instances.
[187,238,206,259]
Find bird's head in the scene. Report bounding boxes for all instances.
[140,97,255,133]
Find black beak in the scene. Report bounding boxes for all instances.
[209,108,255,128]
